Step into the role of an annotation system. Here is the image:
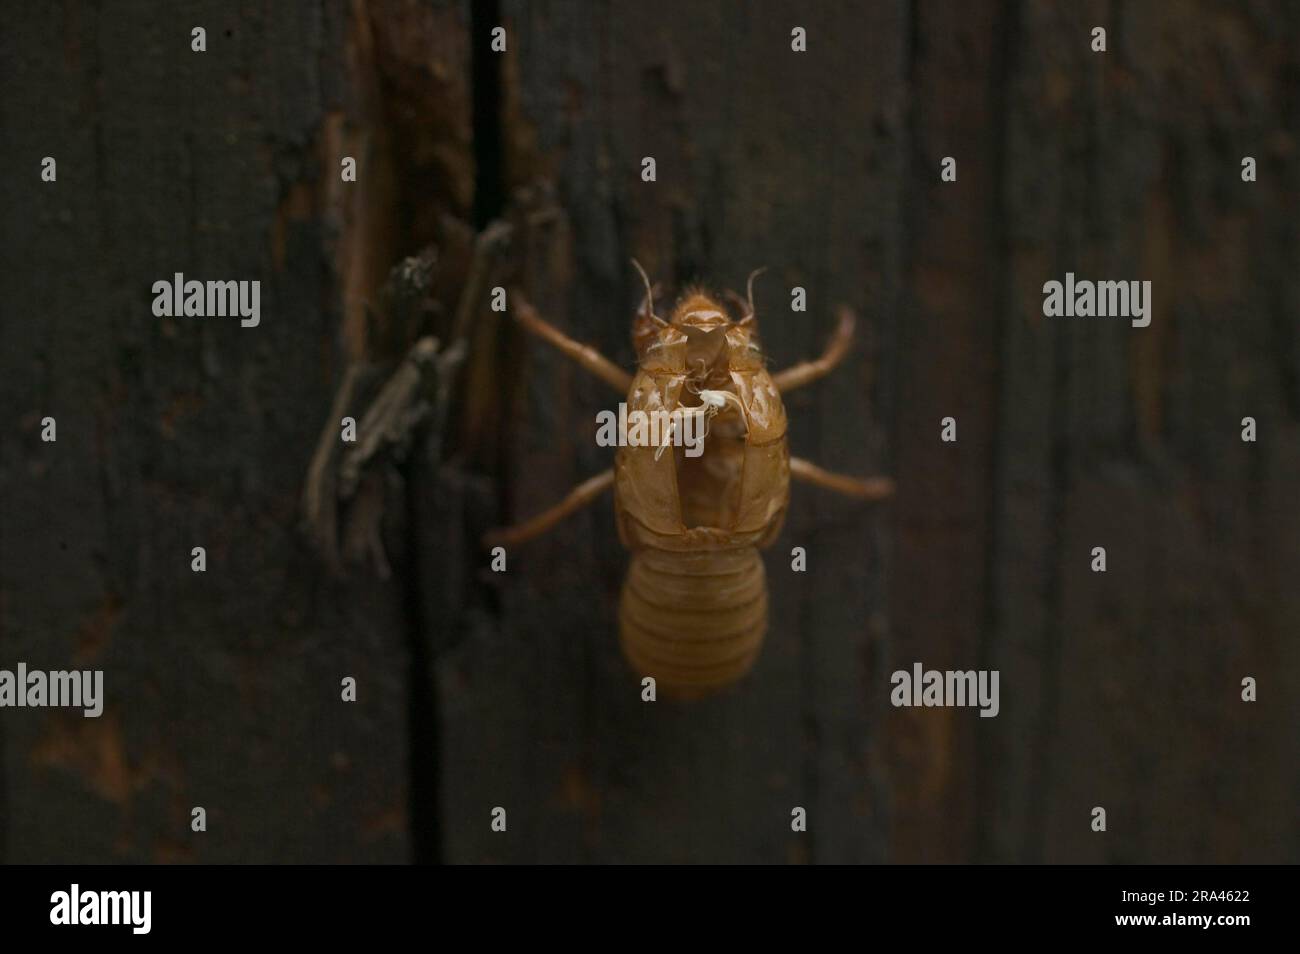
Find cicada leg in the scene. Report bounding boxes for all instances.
[511,293,633,394]
[790,457,893,501]
[771,305,856,393]
[483,468,615,549]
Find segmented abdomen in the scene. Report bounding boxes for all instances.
[619,546,767,697]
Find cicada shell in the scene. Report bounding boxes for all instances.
[615,290,790,697]
[488,263,892,700]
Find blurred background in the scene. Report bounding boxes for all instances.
[1,0,1297,864]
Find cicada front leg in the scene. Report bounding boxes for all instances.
[771,305,856,393]
[510,293,632,394]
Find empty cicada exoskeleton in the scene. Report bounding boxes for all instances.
[486,263,893,698]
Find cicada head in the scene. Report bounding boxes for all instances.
[630,263,770,384]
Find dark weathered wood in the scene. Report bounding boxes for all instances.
[988,0,1300,864]
[884,0,1008,863]
[0,1,419,863]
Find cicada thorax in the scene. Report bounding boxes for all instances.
[613,290,790,697]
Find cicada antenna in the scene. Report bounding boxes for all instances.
[740,266,767,325]
[631,258,667,326]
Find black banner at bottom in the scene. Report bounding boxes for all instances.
[0,863,1281,942]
